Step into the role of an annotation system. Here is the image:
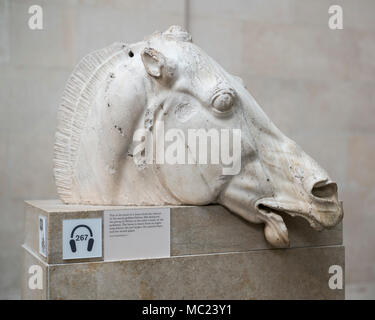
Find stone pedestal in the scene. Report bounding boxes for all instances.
[22,200,345,299]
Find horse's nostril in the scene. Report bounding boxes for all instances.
[311,181,338,198]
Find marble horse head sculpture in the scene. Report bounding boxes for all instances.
[54,26,343,247]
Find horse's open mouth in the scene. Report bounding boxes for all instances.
[256,202,324,231]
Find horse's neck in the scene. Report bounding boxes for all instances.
[72,83,180,205]
[71,88,137,202]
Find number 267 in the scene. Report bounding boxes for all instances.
[75,234,88,241]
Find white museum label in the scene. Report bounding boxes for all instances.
[62,218,102,260]
[38,215,47,257]
[104,208,170,261]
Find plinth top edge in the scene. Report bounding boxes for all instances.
[24,199,204,213]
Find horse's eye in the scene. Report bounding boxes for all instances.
[211,91,235,113]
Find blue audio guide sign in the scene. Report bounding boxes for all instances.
[62,218,102,260]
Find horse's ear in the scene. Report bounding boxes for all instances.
[141,47,174,81]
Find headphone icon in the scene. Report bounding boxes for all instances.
[69,224,94,253]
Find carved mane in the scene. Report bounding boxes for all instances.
[54,26,192,202]
[53,42,126,202]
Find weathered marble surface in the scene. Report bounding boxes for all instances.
[22,245,345,300]
[25,200,342,265]
[53,25,343,248]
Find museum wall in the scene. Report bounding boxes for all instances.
[0,0,374,299]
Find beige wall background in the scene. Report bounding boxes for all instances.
[0,0,374,299]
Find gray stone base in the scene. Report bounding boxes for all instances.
[22,245,344,299]
[22,200,345,299]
